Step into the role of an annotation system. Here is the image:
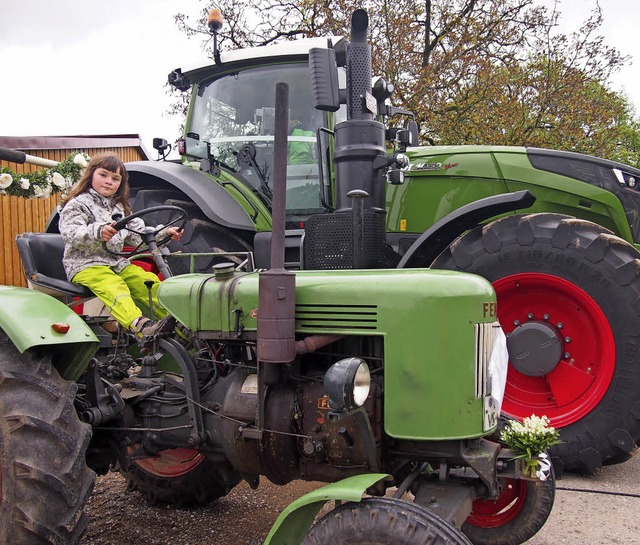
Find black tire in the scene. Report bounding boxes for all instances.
[0,331,95,545]
[461,472,556,545]
[118,447,241,506]
[431,213,640,474]
[302,496,473,545]
[168,218,253,275]
[130,188,253,275]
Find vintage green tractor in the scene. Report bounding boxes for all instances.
[0,9,556,545]
[48,5,636,476]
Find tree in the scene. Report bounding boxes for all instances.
[173,0,640,163]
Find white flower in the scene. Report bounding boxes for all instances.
[73,153,89,168]
[52,171,67,188]
[0,172,13,189]
[32,185,44,198]
[42,183,52,199]
[20,178,30,190]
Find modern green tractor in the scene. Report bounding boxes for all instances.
[0,9,556,545]
[44,4,637,476]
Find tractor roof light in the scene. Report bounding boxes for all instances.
[208,8,224,65]
[324,357,371,412]
[207,9,223,33]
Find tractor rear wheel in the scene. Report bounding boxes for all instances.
[0,331,95,545]
[432,213,640,474]
[302,496,473,545]
[461,472,555,545]
[118,447,241,506]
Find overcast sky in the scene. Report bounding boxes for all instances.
[0,0,638,158]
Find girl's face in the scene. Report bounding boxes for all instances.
[91,167,122,197]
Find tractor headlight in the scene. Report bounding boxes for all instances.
[324,357,371,411]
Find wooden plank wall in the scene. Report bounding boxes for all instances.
[1,146,146,287]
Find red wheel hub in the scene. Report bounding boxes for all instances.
[495,273,615,428]
[131,447,204,477]
[466,478,527,527]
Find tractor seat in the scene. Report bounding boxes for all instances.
[15,232,94,301]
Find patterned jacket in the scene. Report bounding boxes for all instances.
[59,188,168,280]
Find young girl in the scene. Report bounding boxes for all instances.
[58,153,183,339]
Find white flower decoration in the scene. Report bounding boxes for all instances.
[52,172,67,188]
[0,172,13,189]
[73,153,89,168]
[20,178,30,189]
[42,183,52,199]
[32,185,44,198]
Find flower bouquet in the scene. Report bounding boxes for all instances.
[500,414,560,480]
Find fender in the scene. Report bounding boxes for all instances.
[126,161,259,231]
[397,190,536,269]
[264,473,390,545]
[45,161,261,233]
[0,286,99,380]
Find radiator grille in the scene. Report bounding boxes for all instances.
[296,304,378,330]
[474,321,501,398]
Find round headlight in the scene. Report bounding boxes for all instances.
[324,357,371,411]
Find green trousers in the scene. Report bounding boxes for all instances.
[72,264,167,329]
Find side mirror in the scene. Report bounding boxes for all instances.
[309,47,340,112]
[407,120,419,147]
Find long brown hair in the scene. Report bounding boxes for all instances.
[60,153,132,214]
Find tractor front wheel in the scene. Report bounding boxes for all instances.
[302,496,473,545]
[462,472,555,545]
[432,213,640,474]
[0,330,95,545]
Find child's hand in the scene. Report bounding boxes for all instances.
[101,223,118,242]
[166,227,184,241]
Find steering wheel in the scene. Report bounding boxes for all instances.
[106,205,187,259]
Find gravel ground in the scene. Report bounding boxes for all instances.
[82,472,322,545]
[81,454,640,545]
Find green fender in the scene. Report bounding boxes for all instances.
[0,286,99,379]
[263,473,391,545]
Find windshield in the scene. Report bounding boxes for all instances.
[190,63,325,218]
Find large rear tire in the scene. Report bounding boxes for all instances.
[118,447,241,506]
[432,213,640,474]
[131,188,253,275]
[0,331,95,545]
[462,472,555,545]
[302,496,472,545]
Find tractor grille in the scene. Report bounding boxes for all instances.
[296,304,378,330]
[474,321,501,398]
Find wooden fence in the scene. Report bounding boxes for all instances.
[1,141,148,287]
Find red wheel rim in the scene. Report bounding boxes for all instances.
[466,478,527,527]
[495,273,615,428]
[131,447,204,477]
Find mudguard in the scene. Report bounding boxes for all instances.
[398,190,536,268]
[263,473,390,545]
[126,161,258,231]
[0,286,99,379]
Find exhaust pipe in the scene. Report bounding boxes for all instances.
[257,82,296,383]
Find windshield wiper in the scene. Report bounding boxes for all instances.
[235,143,273,201]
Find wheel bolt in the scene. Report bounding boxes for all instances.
[564,352,571,359]
[514,320,520,326]
[557,322,564,329]
[527,313,534,319]
[565,336,571,343]
[543,314,550,321]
